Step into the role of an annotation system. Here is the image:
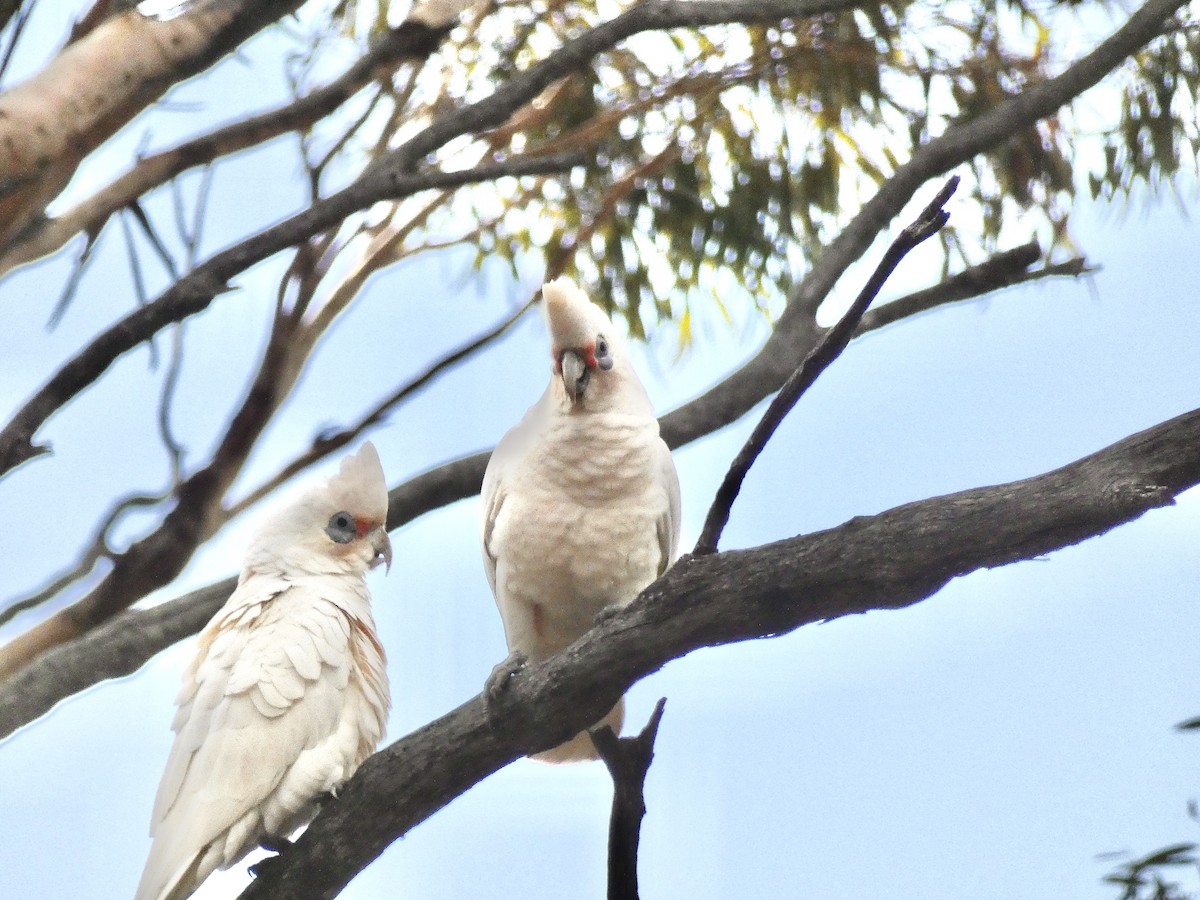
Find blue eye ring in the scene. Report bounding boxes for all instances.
[326,511,356,544]
[595,335,613,371]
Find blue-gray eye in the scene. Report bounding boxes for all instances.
[595,335,613,371]
[326,511,356,544]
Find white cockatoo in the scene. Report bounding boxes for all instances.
[481,276,681,762]
[135,442,393,900]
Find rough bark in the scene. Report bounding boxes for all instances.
[0,237,1083,740]
[593,699,668,900]
[237,405,1200,899]
[0,0,306,249]
[0,0,1166,730]
[0,0,871,479]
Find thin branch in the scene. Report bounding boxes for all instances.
[0,0,1181,731]
[858,243,1092,335]
[0,151,586,478]
[118,208,152,312]
[693,176,958,556]
[236,406,1200,899]
[0,0,32,86]
[126,200,180,281]
[657,0,1190,452]
[156,323,187,482]
[0,222,1120,736]
[0,0,26,37]
[370,0,868,177]
[225,296,537,519]
[46,231,102,329]
[0,489,167,629]
[592,698,668,900]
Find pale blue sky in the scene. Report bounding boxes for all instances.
[1,6,1198,899]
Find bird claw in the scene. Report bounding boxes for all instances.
[257,834,293,855]
[485,650,528,712]
[248,839,290,879]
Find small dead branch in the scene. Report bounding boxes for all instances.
[693,176,960,556]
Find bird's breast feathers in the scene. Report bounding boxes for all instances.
[490,413,671,606]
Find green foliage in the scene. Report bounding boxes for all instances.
[317,0,1200,343]
[1089,24,1200,204]
[1103,843,1199,900]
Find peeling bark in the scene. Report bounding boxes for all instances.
[0,0,304,249]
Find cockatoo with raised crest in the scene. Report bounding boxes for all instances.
[481,276,680,762]
[135,442,393,900]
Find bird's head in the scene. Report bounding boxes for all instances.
[249,441,392,577]
[543,276,630,409]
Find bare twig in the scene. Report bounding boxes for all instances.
[0,151,586,478]
[234,406,1200,899]
[0,489,167,629]
[47,232,103,329]
[657,0,1190,453]
[126,200,180,281]
[0,0,32,85]
[226,296,537,519]
[858,242,1092,335]
[0,0,27,37]
[693,177,959,556]
[591,698,668,900]
[157,324,187,482]
[0,0,1181,732]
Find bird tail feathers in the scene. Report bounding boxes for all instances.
[134,838,207,900]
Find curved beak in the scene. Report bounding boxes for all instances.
[560,349,589,403]
[370,528,393,573]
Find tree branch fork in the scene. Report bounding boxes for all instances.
[240,404,1200,898]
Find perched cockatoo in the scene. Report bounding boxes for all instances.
[481,276,680,762]
[135,442,393,900]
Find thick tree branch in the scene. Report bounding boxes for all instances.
[0,0,1172,730]
[694,176,957,555]
[0,152,583,479]
[239,406,1200,899]
[0,14,457,278]
[0,233,1097,738]
[0,0,307,249]
[0,0,862,479]
[656,0,1188,451]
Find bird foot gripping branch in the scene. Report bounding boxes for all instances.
[484,649,528,712]
[134,442,393,900]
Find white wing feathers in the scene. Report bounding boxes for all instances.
[654,437,682,577]
[136,574,388,900]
